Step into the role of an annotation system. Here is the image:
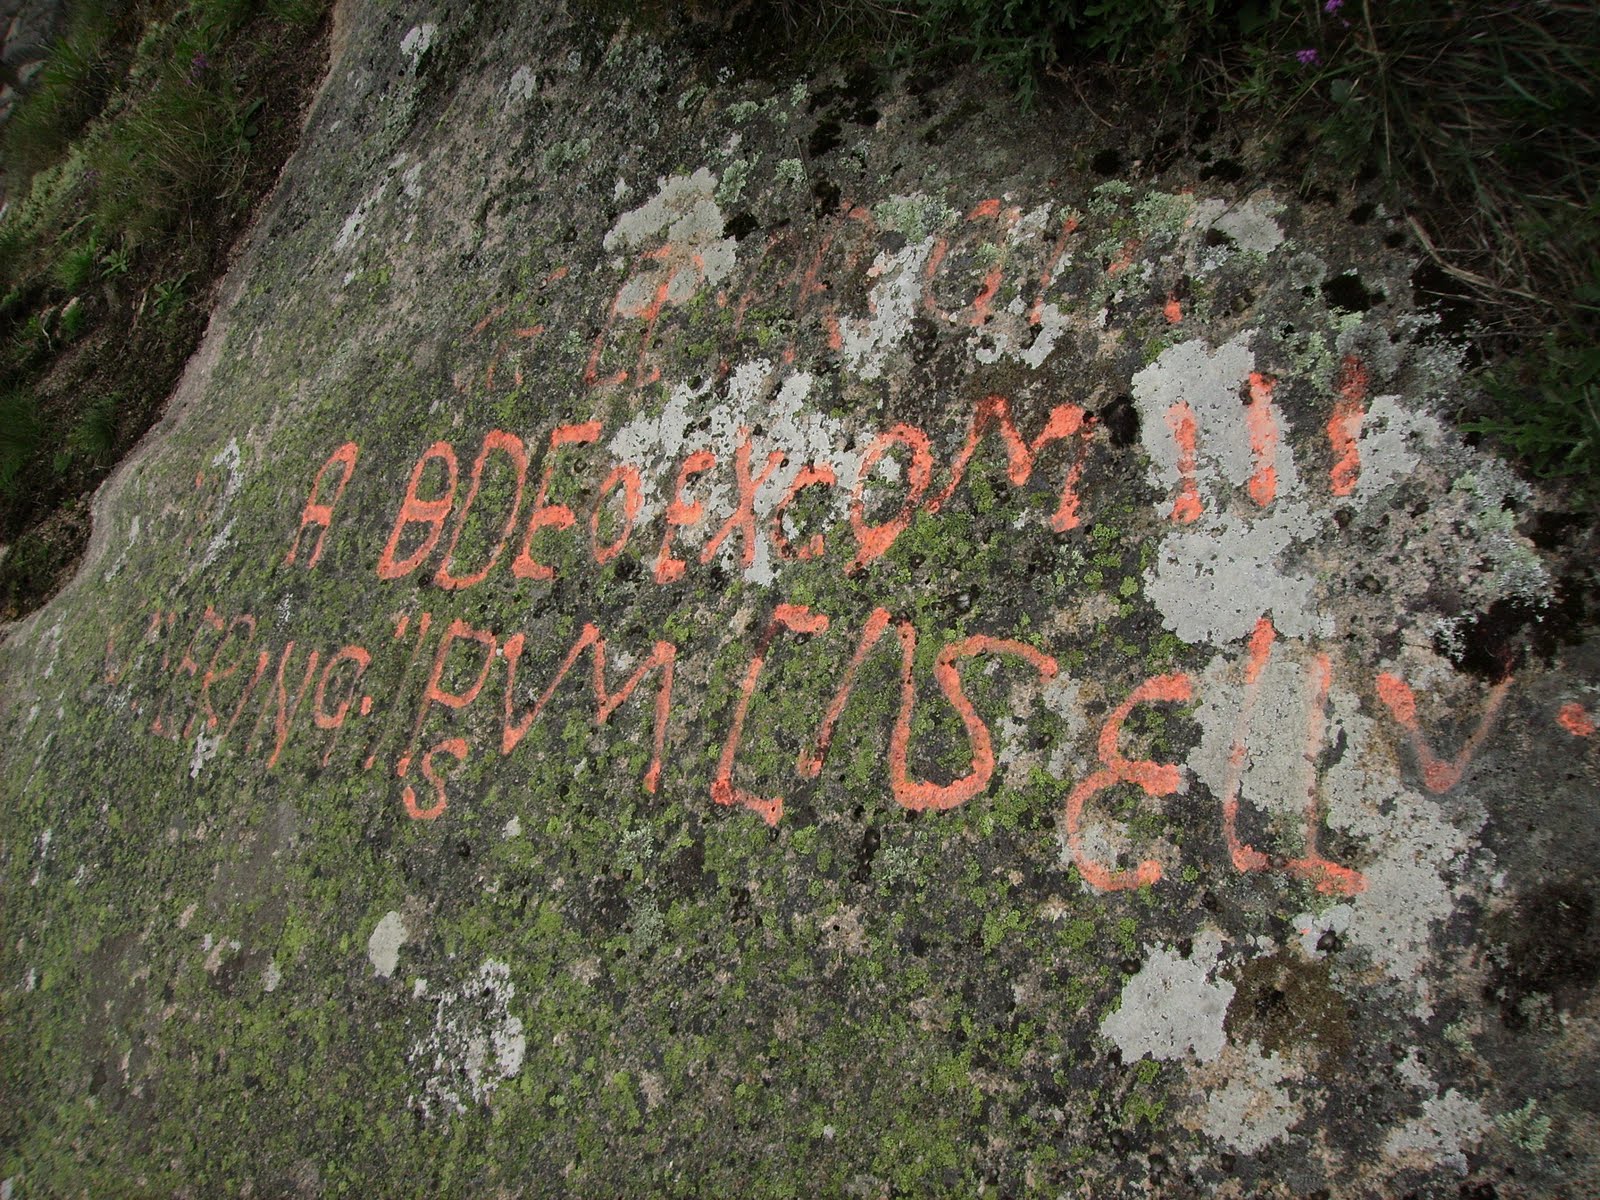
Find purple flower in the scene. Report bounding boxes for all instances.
[1296,48,1321,65]
[1324,0,1343,12]
[188,51,209,82]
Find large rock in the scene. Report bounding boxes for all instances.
[2,3,1596,1195]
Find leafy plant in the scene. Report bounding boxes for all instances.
[267,0,332,29]
[99,240,135,278]
[150,273,192,318]
[0,12,123,179]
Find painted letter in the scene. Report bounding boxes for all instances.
[712,604,831,825]
[1064,673,1192,891]
[436,431,529,589]
[512,421,603,580]
[376,442,459,580]
[849,424,933,570]
[653,449,717,584]
[890,635,1059,811]
[285,442,359,569]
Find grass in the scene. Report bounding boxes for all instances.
[0,391,43,499]
[0,0,333,617]
[68,393,121,464]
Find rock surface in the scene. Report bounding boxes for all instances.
[2,2,1597,1196]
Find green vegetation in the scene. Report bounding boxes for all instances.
[0,0,331,617]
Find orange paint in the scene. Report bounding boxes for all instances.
[583,306,629,389]
[102,627,124,685]
[312,645,373,767]
[470,305,508,337]
[848,424,934,571]
[405,737,467,820]
[1558,702,1595,737]
[1065,672,1192,891]
[197,614,258,732]
[769,464,836,561]
[1328,354,1368,496]
[1164,402,1202,524]
[163,606,223,741]
[795,228,839,310]
[794,204,876,359]
[1220,616,1276,873]
[501,622,677,793]
[590,463,642,565]
[1244,371,1279,507]
[1028,214,1078,325]
[1287,652,1365,896]
[889,635,1058,812]
[223,647,270,742]
[700,429,785,570]
[376,441,460,580]
[921,201,1020,327]
[711,603,830,825]
[285,442,359,569]
[796,607,906,779]
[511,421,602,580]
[253,642,321,769]
[436,431,529,589]
[1376,671,1513,793]
[653,449,717,584]
[1106,236,1141,277]
[924,394,1090,536]
[398,618,496,783]
[584,245,681,388]
[361,611,431,773]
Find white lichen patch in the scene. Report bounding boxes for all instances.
[506,65,536,104]
[1190,195,1286,257]
[1132,338,1330,647]
[1189,628,1481,1018]
[1319,690,1479,1017]
[408,958,526,1117]
[1189,652,1319,830]
[400,23,436,69]
[1101,931,1234,1063]
[102,513,140,581]
[837,237,938,382]
[197,438,243,570]
[188,728,221,778]
[1383,1088,1489,1174]
[367,910,408,979]
[1348,394,1432,497]
[1186,1039,1306,1154]
[604,168,736,309]
[1145,508,1329,647]
[1133,337,1300,500]
[333,156,410,256]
